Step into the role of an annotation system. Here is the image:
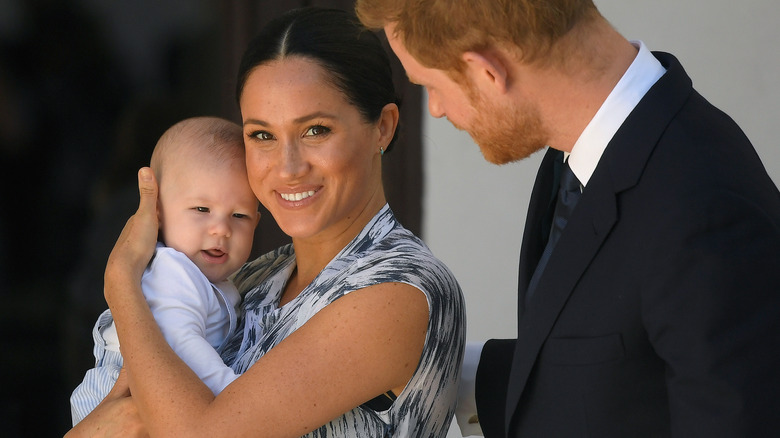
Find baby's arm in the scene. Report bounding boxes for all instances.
[143,247,239,394]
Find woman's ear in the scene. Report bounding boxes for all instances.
[377,102,400,150]
[461,49,509,94]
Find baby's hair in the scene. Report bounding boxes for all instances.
[150,116,244,183]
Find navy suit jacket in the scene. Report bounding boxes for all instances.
[475,52,780,437]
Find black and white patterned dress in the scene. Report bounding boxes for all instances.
[220,205,466,437]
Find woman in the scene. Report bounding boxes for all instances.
[68,7,465,437]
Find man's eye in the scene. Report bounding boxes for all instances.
[304,125,330,137]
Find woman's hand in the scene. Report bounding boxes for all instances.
[67,168,158,437]
[104,168,159,306]
[65,369,148,438]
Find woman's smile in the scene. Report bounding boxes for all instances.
[279,189,317,202]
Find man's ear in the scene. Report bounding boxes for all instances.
[462,50,509,94]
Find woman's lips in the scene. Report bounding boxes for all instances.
[277,187,320,207]
[280,190,316,201]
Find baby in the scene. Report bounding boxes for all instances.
[70,116,260,425]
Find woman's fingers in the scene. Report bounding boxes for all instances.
[137,167,158,221]
[128,167,160,256]
[104,168,160,294]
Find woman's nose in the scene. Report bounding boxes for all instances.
[278,140,308,179]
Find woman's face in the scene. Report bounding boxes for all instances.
[240,57,389,243]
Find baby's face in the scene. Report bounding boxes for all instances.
[158,156,259,283]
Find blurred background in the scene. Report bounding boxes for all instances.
[1,0,777,436]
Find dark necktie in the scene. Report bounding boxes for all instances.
[525,158,582,305]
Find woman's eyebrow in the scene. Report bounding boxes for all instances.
[293,111,338,124]
[243,111,338,127]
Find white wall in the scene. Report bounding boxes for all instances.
[438,2,779,435]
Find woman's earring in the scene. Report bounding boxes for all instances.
[379,147,385,156]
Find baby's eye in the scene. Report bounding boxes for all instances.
[232,213,249,219]
[304,125,330,137]
[195,206,210,213]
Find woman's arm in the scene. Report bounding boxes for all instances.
[65,369,147,438]
[104,168,430,437]
[65,168,160,437]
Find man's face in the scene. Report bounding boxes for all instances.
[463,87,549,164]
[384,23,548,164]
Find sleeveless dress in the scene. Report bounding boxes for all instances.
[220,205,466,437]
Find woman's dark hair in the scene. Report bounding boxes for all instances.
[236,7,400,151]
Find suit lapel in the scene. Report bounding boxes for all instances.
[517,148,561,312]
[503,52,695,434]
[505,171,619,430]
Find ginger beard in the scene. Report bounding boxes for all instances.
[459,84,549,165]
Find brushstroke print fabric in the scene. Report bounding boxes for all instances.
[221,205,466,437]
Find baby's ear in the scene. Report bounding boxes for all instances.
[256,202,262,223]
[155,200,165,241]
[156,200,163,227]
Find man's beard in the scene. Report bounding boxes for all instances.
[460,92,549,165]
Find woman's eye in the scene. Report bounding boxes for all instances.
[304,125,330,137]
[195,207,209,213]
[250,130,274,141]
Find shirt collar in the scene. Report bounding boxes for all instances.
[566,41,666,186]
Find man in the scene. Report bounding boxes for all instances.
[357,1,780,437]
